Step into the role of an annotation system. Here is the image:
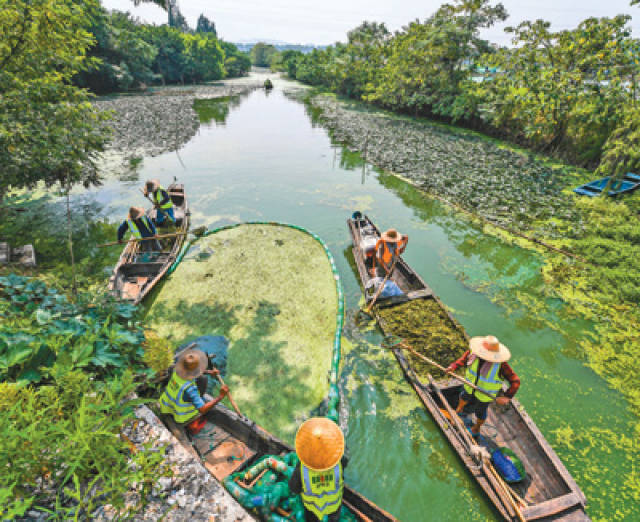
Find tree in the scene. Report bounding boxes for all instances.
[181,33,225,83]
[143,24,186,84]
[220,41,251,77]
[196,14,216,36]
[0,0,110,293]
[250,42,277,67]
[365,1,507,119]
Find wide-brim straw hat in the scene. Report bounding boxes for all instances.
[175,349,208,380]
[381,228,401,242]
[129,206,145,219]
[469,335,511,363]
[295,417,344,471]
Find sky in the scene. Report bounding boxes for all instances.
[102,0,640,45]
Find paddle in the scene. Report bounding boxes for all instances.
[382,336,496,401]
[98,232,186,248]
[140,188,174,223]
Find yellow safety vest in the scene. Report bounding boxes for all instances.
[126,215,152,239]
[159,372,200,424]
[464,357,502,402]
[154,186,173,210]
[300,463,343,520]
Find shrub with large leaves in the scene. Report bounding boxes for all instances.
[0,274,146,384]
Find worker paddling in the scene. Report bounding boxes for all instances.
[144,179,175,226]
[370,228,408,277]
[289,417,347,522]
[159,348,229,435]
[446,335,520,438]
[117,206,161,252]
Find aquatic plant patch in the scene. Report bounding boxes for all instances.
[377,299,468,379]
[146,224,338,443]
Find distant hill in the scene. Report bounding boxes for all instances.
[232,41,325,54]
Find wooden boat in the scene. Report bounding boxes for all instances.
[573,172,640,197]
[108,182,189,305]
[347,213,588,521]
[162,403,397,522]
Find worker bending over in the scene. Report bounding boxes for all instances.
[117,206,160,252]
[370,228,408,277]
[289,417,346,522]
[446,335,520,438]
[160,348,229,434]
[144,179,175,226]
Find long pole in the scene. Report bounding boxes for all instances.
[140,188,173,223]
[386,338,495,400]
[213,369,242,416]
[366,255,399,314]
[98,232,185,248]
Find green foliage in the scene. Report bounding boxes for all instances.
[142,331,174,376]
[0,274,145,384]
[0,371,169,518]
[251,42,278,67]
[221,42,252,77]
[180,32,226,83]
[196,14,217,36]
[0,0,110,195]
[293,3,640,171]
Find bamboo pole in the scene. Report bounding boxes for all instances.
[98,232,185,248]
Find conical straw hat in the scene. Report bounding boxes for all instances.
[295,417,344,471]
[469,335,511,363]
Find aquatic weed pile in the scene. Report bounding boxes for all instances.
[296,93,581,234]
[146,224,337,442]
[377,299,468,379]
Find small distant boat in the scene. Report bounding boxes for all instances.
[573,172,640,197]
[347,213,589,521]
[108,182,189,305]
[163,404,397,521]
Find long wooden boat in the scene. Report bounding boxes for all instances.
[162,403,397,522]
[347,213,588,521]
[108,182,189,305]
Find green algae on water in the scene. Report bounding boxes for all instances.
[377,299,468,379]
[145,224,337,443]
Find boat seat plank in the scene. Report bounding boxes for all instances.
[406,288,433,300]
[522,492,584,521]
[202,437,256,480]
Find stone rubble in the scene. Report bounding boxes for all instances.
[94,405,252,522]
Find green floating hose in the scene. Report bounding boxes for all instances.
[168,222,346,520]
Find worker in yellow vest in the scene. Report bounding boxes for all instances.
[144,179,175,226]
[370,228,408,277]
[117,206,160,252]
[446,335,520,438]
[289,417,346,522]
[159,349,229,434]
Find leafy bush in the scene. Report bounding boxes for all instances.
[0,372,169,518]
[0,274,146,384]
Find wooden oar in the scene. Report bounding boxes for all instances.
[140,188,174,223]
[212,368,242,417]
[365,255,399,314]
[384,337,495,400]
[98,232,185,248]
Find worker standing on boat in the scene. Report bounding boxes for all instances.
[370,228,408,277]
[159,348,229,435]
[446,335,520,438]
[289,417,346,522]
[144,179,175,226]
[117,206,160,251]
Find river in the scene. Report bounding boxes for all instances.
[84,75,636,521]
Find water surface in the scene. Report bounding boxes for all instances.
[85,83,635,520]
